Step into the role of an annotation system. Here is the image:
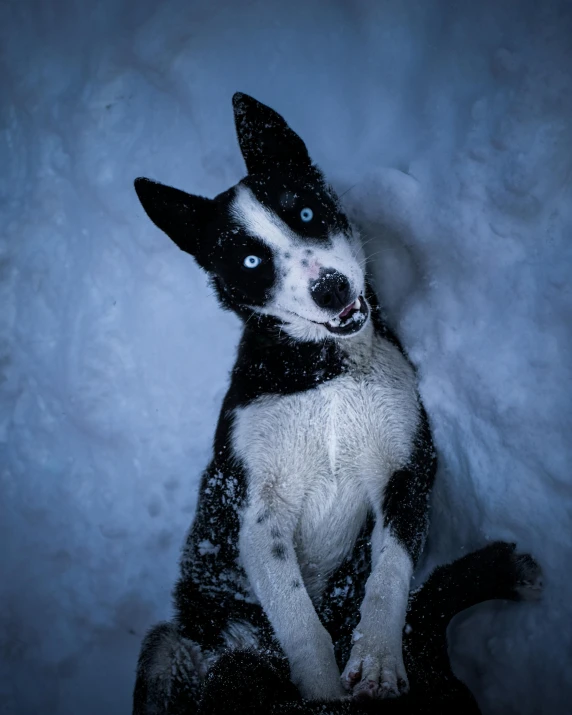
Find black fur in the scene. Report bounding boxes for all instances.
[197,543,542,715]
[132,93,438,713]
[382,409,437,566]
[225,319,346,406]
[232,94,350,239]
[364,282,406,356]
[232,93,311,175]
[173,415,274,651]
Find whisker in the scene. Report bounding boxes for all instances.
[242,310,259,330]
[338,183,357,200]
[361,248,389,265]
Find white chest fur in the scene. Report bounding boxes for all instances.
[231,325,420,600]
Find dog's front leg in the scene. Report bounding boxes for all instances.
[341,523,412,699]
[239,504,345,701]
[342,413,436,700]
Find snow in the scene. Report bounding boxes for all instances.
[1,0,571,713]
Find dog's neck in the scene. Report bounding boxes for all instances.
[222,314,376,410]
[245,309,375,358]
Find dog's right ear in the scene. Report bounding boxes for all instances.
[134,177,214,257]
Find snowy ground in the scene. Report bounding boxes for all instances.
[1,0,571,713]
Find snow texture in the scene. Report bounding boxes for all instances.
[1,0,571,713]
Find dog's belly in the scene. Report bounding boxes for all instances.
[294,468,369,601]
[232,334,420,601]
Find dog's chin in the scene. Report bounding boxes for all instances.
[279,296,370,343]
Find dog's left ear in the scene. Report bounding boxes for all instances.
[232,92,312,175]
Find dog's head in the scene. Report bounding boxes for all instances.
[134,93,368,342]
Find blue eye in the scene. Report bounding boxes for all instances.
[300,207,313,222]
[243,255,261,269]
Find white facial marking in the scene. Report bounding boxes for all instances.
[231,185,296,252]
[231,185,367,341]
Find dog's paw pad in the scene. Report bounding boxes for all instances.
[343,668,362,690]
[353,679,380,701]
[513,553,543,601]
[342,652,408,701]
[378,674,408,699]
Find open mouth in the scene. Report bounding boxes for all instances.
[323,296,369,335]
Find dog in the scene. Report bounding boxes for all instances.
[132,93,438,713]
[196,542,542,715]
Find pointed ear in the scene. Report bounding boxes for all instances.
[134,177,213,256]
[232,92,312,175]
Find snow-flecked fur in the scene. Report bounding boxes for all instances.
[3,4,570,714]
[132,94,436,712]
[197,543,542,715]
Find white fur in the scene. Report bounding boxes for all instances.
[341,530,413,696]
[231,185,367,342]
[232,319,420,699]
[231,185,299,253]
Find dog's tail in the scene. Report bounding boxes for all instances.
[403,541,542,695]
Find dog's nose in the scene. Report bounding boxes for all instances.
[310,269,351,312]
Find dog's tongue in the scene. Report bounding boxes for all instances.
[339,298,360,320]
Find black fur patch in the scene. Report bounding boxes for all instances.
[224,319,346,407]
[256,509,271,524]
[173,410,274,650]
[242,169,350,243]
[382,407,437,565]
[365,280,407,356]
[206,226,277,308]
[271,543,288,561]
[232,92,311,176]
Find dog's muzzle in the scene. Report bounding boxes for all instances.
[323,296,369,335]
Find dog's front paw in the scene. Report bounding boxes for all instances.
[341,636,408,700]
[288,625,346,701]
[292,658,345,701]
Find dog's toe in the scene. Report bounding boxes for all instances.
[342,651,408,701]
[353,678,380,701]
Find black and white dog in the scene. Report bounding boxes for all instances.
[132,93,437,713]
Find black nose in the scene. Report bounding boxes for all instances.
[310,269,351,312]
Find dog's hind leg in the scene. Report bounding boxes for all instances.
[132,621,209,715]
[197,650,300,715]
